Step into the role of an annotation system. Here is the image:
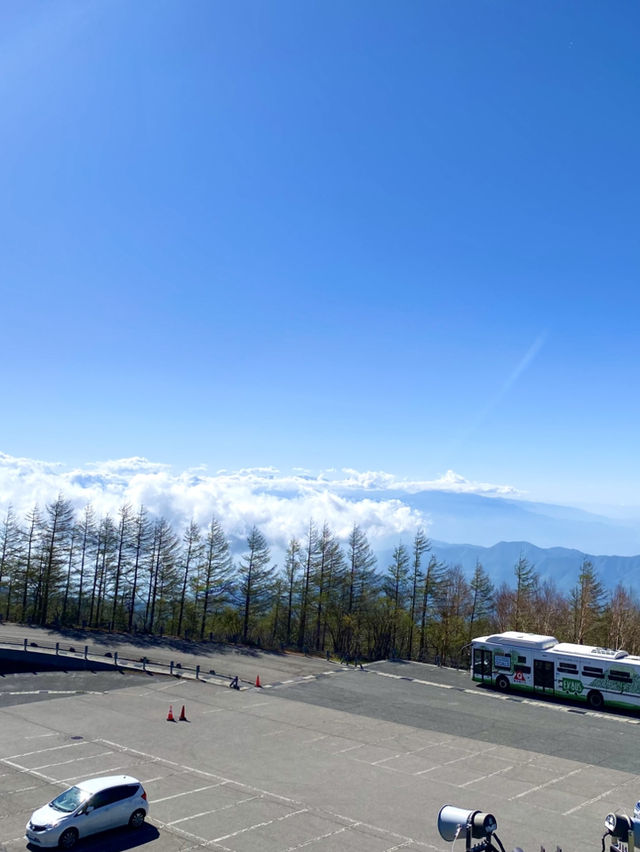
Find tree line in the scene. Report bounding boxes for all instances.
[0,495,639,663]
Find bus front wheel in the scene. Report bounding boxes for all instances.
[587,690,604,710]
[495,674,509,691]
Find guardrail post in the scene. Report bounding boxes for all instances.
[84,645,88,660]
[142,658,146,671]
[56,642,59,655]
[196,665,200,680]
[170,661,174,675]
[114,652,118,667]
[23,638,27,652]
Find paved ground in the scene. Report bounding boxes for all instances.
[1,625,638,852]
[0,623,340,686]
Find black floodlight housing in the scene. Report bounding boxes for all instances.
[605,814,633,842]
[438,805,501,852]
[603,812,640,852]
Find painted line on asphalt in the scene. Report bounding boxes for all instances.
[367,669,640,727]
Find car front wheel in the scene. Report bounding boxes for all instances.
[129,809,146,829]
[58,827,79,850]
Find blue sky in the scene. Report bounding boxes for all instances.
[2,1,640,514]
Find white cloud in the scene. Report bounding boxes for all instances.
[0,452,519,553]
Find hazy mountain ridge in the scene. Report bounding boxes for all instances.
[376,489,640,555]
[427,540,640,591]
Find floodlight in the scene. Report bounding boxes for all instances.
[438,805,497,842]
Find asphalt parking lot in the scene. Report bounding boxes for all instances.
[2,630,640,852]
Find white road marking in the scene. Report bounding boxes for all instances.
[509,766,583,800]
[167,794,261,825]
[5,741,88,760]
[153,782,228,803]
[31,750,113,770]
[563,786,622,815]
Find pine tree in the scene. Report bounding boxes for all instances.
[513,555,538,630]
[128,506,151,632]
[408,529,430,659]
[570,559,605,644]
[110,504,135,630]
[418,553,443,660]
[75,504,97,626]
[175,520,203,637]
[283,537,301,646]
[197,517,233,639]
[297,521,320,650]
[383,543,410,655]
[239,526,273,643]
[38,494,75,625]
[20,505,43,622]
[145,517,179,633]
[314,524,344,652]
[0,506,22,620]
[467,560,494,642]
[435,564,471,664]
[346,524,377,614]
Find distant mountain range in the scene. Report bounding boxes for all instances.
[426,539,640,591]
[356,489,640,556]
[339,489,640,592]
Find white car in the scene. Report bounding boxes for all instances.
[25,775,148,849]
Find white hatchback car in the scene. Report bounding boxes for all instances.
[25,774,148,849]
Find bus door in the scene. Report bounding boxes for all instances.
[533,658,555,693]
[473,647,493,683]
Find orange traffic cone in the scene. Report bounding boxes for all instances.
[167,705,175,722]
[179,705,187,721]
[255,675,261,688]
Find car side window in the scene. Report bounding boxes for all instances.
[88,790,111,810]
[105,786,128,805]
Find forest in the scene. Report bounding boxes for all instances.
[1,494,639,664]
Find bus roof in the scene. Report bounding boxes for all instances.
[479,631,559,650]
[553,642,629,659]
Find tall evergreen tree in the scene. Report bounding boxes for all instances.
[418,553,443,660]
[176,520,203,636]
[346,524,377,614]
[145,517,179,633]
[128,506,151,631]
[383,543,410,655]
[0,506,22,620]
[110,504,134,630]
[467,560,494,642]
[408,529,430,659]
[90,514,117,627]
[314,524,344,651]
[434,564,471,664]
[238,526,273,643]
[20,505,43,622]
[197,517,233,639]
[297,521,320,649]
[283,537,301,646]
[75,504,97,626]
[513,555,538,630]
[38,495,75,625]
[570,559,605,644]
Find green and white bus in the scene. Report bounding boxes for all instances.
[471,631,640,711]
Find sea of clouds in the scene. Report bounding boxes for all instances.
[0,452,518,552]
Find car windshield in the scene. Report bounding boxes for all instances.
[50,786,89,813]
